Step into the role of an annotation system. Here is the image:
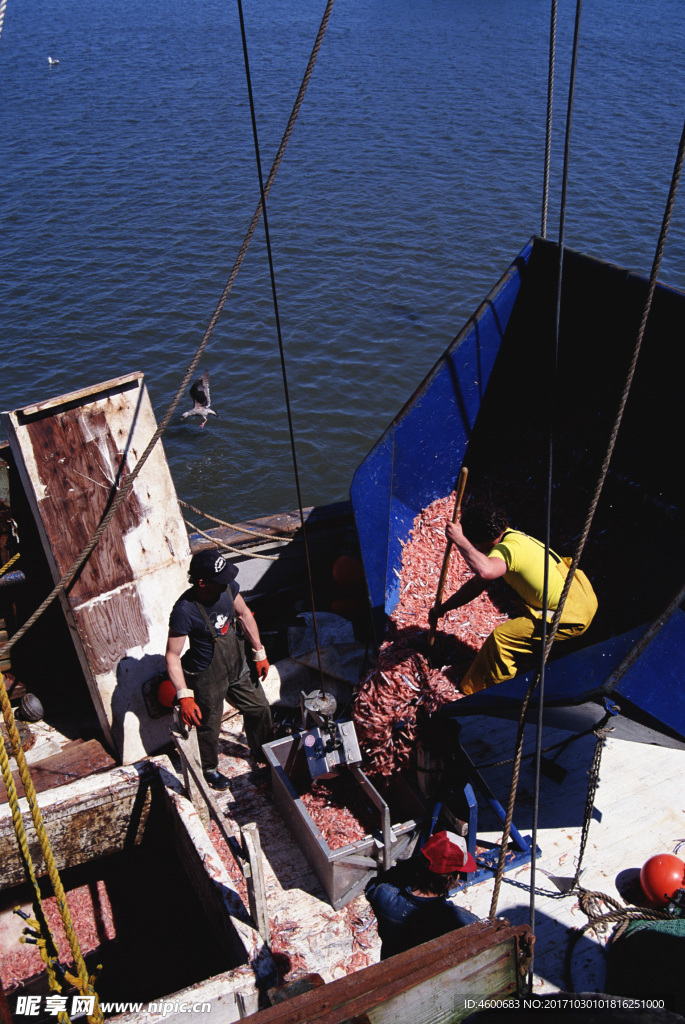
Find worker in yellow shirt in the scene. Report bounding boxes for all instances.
[429,503,598,694]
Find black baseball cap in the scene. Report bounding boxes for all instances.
[188,550,238,585]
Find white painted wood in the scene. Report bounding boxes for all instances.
[2,374,191,764]
[242,823,271,944]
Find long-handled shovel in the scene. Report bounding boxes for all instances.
[427,466,468,649]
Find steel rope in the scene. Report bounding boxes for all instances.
[236,0,333,695]
[490,0,585,927]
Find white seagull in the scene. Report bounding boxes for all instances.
[181,371,218,429]
[48,56,60,65]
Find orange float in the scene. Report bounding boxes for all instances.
[157,677,177,708]
[639,853,685,906]
[332,554,364,589]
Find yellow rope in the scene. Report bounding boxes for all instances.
[0,671,103,1023]
[0,730,68,1019]
[0,551,20,577]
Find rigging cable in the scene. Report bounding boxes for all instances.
[540,0,558,238]
[493,116,685,971]
[529,0,584,985]
[488,8,685,990]
[235,0,331,695]
[489,0,585,932]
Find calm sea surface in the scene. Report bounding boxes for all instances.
[1,0,684,522]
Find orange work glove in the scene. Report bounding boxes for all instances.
[252,647,269,681]
[178,696,202,728]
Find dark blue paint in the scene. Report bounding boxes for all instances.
[351,240,533,633]
[614,609,685,740]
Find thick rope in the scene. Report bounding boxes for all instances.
[565,890,675,991]
[0,0,7,43]
[183,518,279,561]
[179,499,295,544]
[0,673,102,1023]
[540,0,557,237]
[489,118,685,925]
[1,0,334,659]
[0,553,20,577]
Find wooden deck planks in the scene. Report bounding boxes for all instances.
[0,737,116,801]
[209,701,683,996]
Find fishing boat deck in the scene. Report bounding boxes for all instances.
[212,696,683,997]
[1,685,682,1005]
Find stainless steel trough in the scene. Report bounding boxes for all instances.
[263,734,425,909]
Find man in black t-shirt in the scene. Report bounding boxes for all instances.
[165,549,273,790]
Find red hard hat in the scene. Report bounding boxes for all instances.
[639,853,685,907]
[157,677,177,709]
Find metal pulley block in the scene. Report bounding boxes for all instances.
[301,689,338,728]
[299,689,362,780]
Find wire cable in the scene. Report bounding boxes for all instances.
[235,0,330,694]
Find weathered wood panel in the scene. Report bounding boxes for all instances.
[0,761,155,890]
[0,738,115,800]
[2,374,191,763]
[238,920,529,1024]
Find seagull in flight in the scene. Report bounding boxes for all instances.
[181,370,218,429]
[48,56,60,65]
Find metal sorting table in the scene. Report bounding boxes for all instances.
[263,734,425,909]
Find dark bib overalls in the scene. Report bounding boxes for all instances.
[183,593,272,769]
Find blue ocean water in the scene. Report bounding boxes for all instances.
[1,0,683,522]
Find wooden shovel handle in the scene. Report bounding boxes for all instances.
[427,466,468,647]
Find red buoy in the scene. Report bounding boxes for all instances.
[157,677,177,708]
[639,853,685,906]
[332,554,364,589]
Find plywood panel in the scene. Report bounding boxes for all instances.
[2,374,191,763]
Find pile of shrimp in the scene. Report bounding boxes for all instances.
[353,494,512,776]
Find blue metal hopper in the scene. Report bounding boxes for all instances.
[351,236,685,738]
